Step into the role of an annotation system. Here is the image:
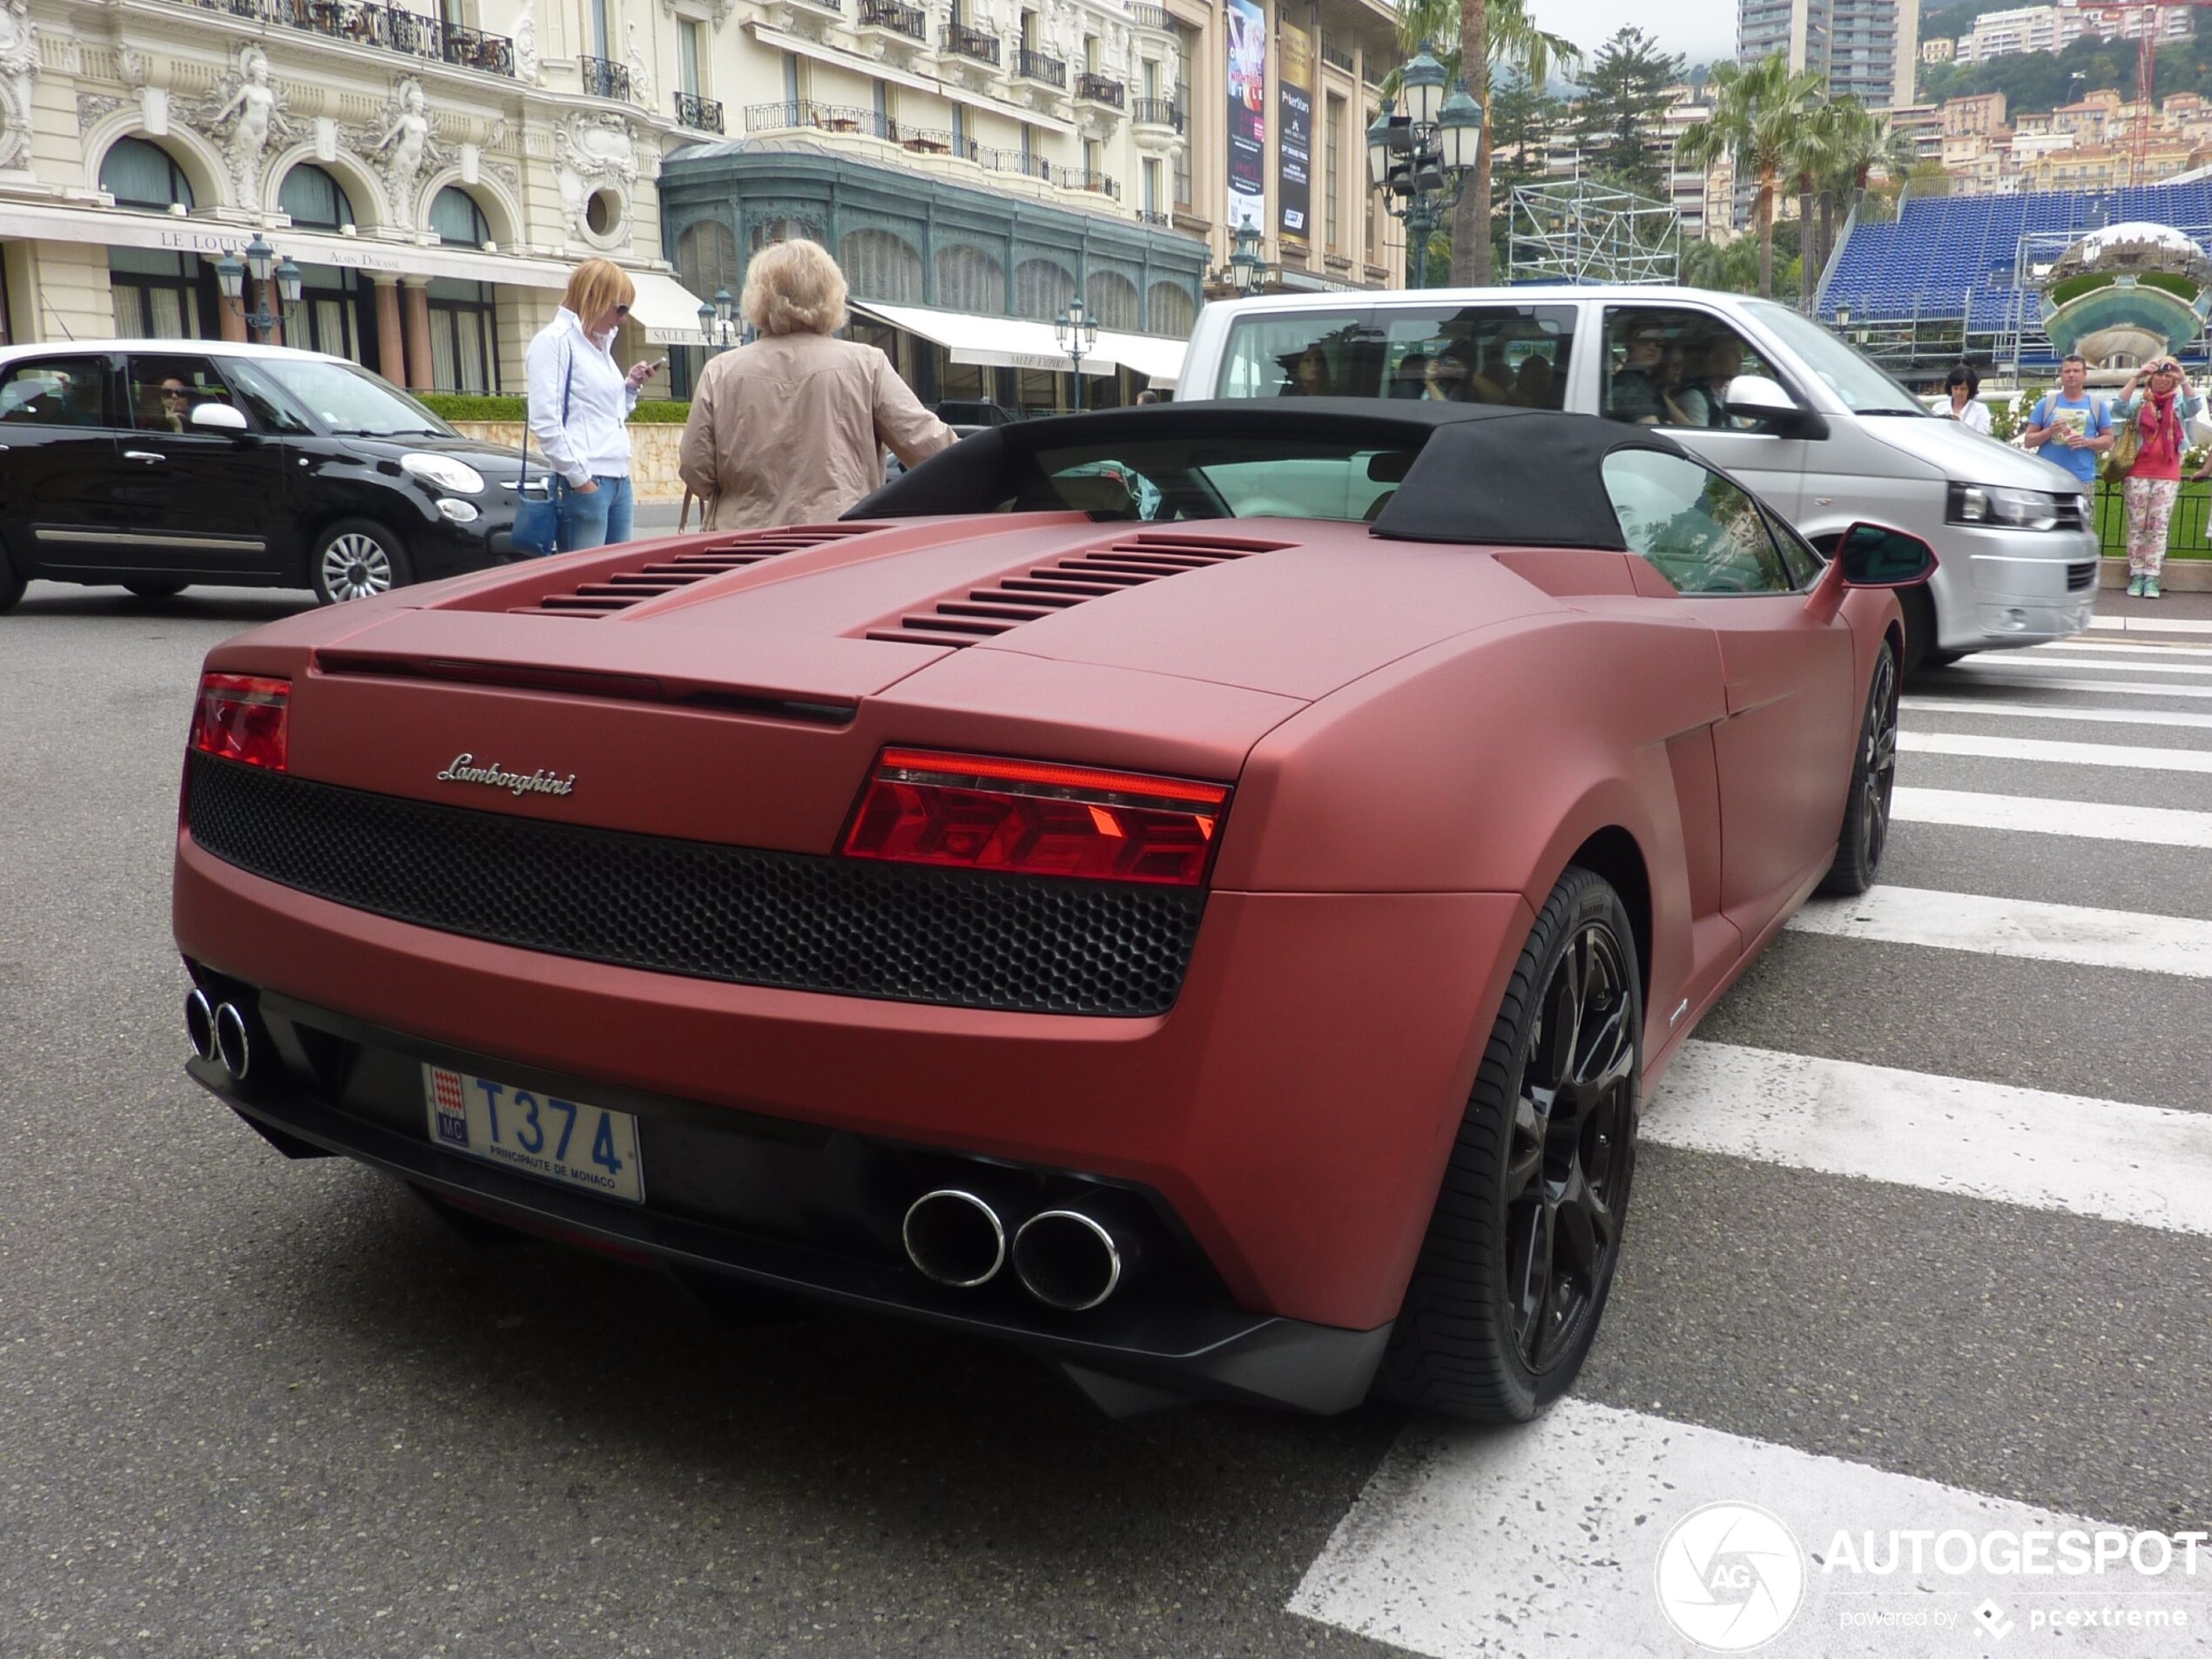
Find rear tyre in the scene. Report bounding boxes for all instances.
[1372,867,1641,1423]
[0,549,24,614]
[311,519,412,605]
[123,579,188,600]
[1818,640,1900,898]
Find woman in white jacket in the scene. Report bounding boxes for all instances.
[525,258,659,550]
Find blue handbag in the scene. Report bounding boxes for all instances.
[510,346,572,558]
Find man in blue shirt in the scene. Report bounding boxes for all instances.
[2020,354,2113,484]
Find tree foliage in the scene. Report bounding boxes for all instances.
[1569,28,1689,199]
[1918,34,2212,115]
[1675,53,1828,299]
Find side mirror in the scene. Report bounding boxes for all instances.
[190,402,249,434]
[1836,521,1937,587]
[1723,374,1830,441]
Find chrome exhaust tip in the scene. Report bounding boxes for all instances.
[212,1001,253,1082]
[185,988,217,1064]
[902,1189,1008,1288]
[1012,1209,1123,1312]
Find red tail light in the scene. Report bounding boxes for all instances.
[190,673,290,772]
[842,747,1230,887]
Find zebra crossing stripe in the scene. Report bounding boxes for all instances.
[1898,731,2212,772]
[1889,786,2212,848]
[1940,671,2212,700]
[1787,885,2212,978]
[2020,639,2212,659]
[1952,655,2212,678]
[2088,614,2212,635]
[1646,1041,2212,1236]
[1291,1399,2175,1659]
[1899,697,2212,732]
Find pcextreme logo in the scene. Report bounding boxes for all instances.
[1655,1501,1808,1651]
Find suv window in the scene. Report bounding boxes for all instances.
[1602,449,1797,595]
[0,357,111,428]
[1601,307,1782,430]
[1217,305,1575,408]
[125,354,249,434]
[219,358,315,435]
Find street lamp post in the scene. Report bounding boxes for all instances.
[214,233,302,342]
[696,286,741,353]
[1366,45,1483,290]
[1055,295,1099,410]
[1228,218,1266,295]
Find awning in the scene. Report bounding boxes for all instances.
[853,300,1185,386]
[628,270,714,347]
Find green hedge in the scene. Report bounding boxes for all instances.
[418,393,691,424]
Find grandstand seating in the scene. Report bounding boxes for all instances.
[1817,181,2212,368]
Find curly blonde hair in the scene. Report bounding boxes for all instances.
[740,239,848,337]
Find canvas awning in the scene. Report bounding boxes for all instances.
[627,269,715,347]
[853,300,1184,386]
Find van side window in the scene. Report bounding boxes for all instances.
[1215,305,1575,405]
[1602,449,1797,596]
[1601,307,1778,430]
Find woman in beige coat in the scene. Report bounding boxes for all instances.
[678,240,955,529]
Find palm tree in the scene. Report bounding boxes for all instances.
[1675,53,1827,300]
[1809,99,1909,301]
[1384,0,1579,284]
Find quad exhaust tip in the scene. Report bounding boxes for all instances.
[1012,1209,1123,1312]
[185,988,217,1064]
[902,1189,1008,1288]
[212,1001,253,1082]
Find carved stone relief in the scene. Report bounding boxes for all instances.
[553,110,637,240]
[0,0,41,172]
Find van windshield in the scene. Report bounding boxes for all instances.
[1743,300,1927,416]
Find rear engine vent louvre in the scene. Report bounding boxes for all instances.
[867,532,1292,647]
[512,524,879,617]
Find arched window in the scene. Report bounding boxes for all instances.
[839,228,923,304]
[1085,269,1140,332]
[677,219,740,300]
[1148,280,1195,338]
[934,244,1003,312]
[101,138,194,211]
[429,186,491,247]
[279,165,354,232]
[1013,257,1075,320]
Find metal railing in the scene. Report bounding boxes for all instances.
[579,54,631,100]
[2094,476,2212,558]
[1015,46,1067,86]
[1076,72,1124,106]
[1319,37,1354,73]
[178,0,516,76]
[1130,98,1182,131]
[1136,208,1175,226]
[1071,168,1120,199]
[745,99,900,139]
[858,0,927,35]
[942,22,1001,64]
[674,91,725,132]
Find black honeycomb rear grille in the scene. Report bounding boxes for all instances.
[185,752,1202,1016]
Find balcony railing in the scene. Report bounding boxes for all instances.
[745,99,901,140]
[1319,38,1354,73]
[1131,98,1183,131]
[179,0,516,76]
[858,0,927,36]
[674,91,725,132]
[580,54,631,99]
[1015,46,1068,86]
[1129,3,1171,30]
[1136,208,1174,226]
[1076,72,1124,106]
[942,22,1001,64]
[1070,168,1120,198]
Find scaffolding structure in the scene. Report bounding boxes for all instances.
[1506,180,1680,286]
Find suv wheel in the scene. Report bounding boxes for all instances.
[0,549,24,615]
[312,520,412,605]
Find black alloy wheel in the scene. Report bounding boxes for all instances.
[311,519,413,605]
[1374,867,1641,1422]
[1818,640,1900,897]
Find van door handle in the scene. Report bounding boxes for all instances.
[124,449,165,462]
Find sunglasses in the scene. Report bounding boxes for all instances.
[160,387,189,396]
[614,304,631,317]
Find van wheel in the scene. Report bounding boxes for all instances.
[124,579,188,600]
[312,520,412,605]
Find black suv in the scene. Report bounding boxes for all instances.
[0,341,527,610]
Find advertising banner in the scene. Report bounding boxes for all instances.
[1226,0,1267,230]
[1279,20,1313,238]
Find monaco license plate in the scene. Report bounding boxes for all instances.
[421,1063,644,1204]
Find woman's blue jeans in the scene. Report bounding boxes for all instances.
[556,475,634,551]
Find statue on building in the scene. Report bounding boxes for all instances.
[208,45,290,211]
[0,0,39,173]
[368,78,439,219]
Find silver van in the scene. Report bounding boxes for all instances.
[1179,286,2099,666]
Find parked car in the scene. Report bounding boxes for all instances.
[1179,287,2098,669]
[172,401,1929,1422]
[932,398,1015,427]
[0,340,526,611]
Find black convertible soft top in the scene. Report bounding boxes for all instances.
[847,399,1700,550]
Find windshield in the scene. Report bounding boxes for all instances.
[1743,300,1926,415]
[1005,436,1422,523]
[247,357,458,438]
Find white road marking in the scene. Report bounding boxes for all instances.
[1937,671,2212,700]
[2089,614,2212,635]
[1898,731,2212,772]
[1954,654,2212,678]
[1291,1399,2184,1659]
[1900,697,2212,732]
[1647,1041,2212,1234]
[1889,786,2212,847]
[1787,884,2212,977]
[2020,638,2212,659]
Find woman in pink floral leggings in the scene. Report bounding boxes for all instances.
[2119,358,2201,599]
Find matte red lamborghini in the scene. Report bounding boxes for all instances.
[172,401,1931,1422]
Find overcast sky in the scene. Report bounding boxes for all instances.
[1521,0,1739,76]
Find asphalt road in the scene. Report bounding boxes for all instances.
[2,576,2208,1657]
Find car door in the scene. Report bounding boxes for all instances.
[109,350,293,582]
[0,353,126,577]
[1599,304,1811,517]
[1602,448,1856,944]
